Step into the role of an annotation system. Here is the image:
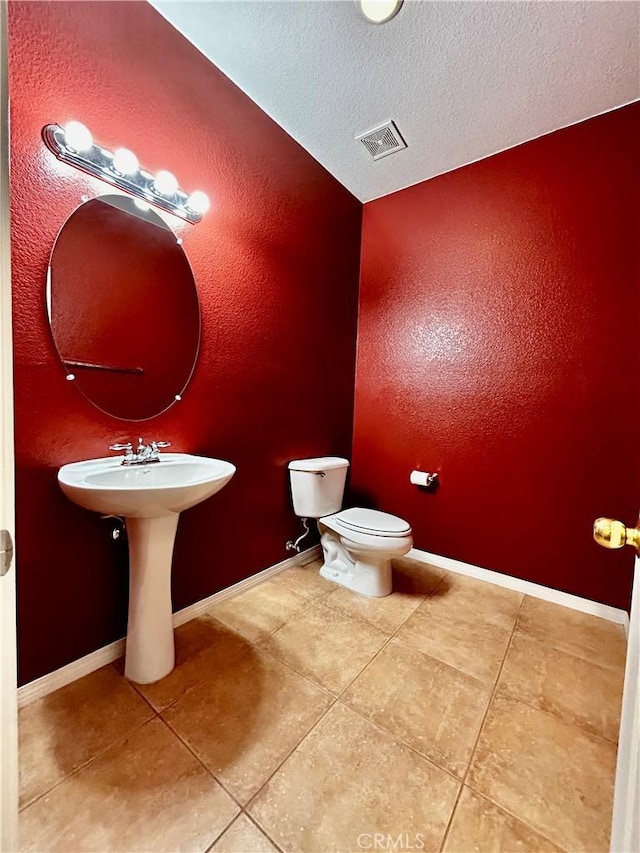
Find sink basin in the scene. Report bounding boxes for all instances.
[58,453,236,518]
[58,452,236,685]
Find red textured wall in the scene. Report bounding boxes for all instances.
[353,104,639,611]
[9,1,361,684]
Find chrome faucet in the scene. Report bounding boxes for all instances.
[109,438,171,466]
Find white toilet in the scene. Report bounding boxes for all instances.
[288,457,413,597]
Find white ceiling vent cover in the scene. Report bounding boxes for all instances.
[356,120,407,161]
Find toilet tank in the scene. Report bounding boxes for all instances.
[288,457,349,518]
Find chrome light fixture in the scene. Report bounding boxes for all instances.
[42,121,210,224]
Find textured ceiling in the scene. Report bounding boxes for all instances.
[151,0,640,202]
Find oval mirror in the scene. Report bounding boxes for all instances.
[47,194,201,420]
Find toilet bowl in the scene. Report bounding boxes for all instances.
[318,507,413,597]
[288,457,413,598]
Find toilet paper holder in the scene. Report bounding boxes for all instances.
[410,470,438,488]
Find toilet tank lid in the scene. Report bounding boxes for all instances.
[288,457,349,472]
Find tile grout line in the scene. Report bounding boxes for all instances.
[244,591,474,839]
[236,573,438,813]
[508,629,628,676]
[328,574,447,700]
[242,573,456,819]
[437,595,526,853]
[139,564,427,722]
[202,815,238,853]
[329,579,528,789]
[139,560,331,717]
[243,696,341,818]
[211,595,318,651]
[26,572,326,816]
[159,712,246,811]
[145,576,353,825]
[334,698,463,788]
[158,646,340,821]
[255,601,391,694]
[329,574,442,696]
[319,587,427,634]
[16,567,464,842]
[22,634,260,817]
[24,563,584,850]
[200,807,287,853]
[254,638,338,699]
[335,632,398,698]
[328,568,459,706]
[241,810,287,853]
[243,568,456,801]
[154,575,612,853]
[252,641,341,700]
[141,581,335,811]
[135,622,259,716]
[18,710,159,814]
[188,559,445,710]
[123,665,173,714]
[492,686,621,749]
[435,596,577,853]
[202,809,288,853]
[240,565,409,803]
[460,785,570,853]
[258,595,405,701]
[495,596,624,746]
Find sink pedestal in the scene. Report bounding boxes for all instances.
[124,514,179,684]
[58,453,236,685]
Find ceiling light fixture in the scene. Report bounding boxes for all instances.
[42,122,210,224]
[359,0,403,24]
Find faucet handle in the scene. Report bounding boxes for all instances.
[154,441,171,449]
[109,442,132,452]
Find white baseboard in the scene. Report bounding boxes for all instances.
[17,545,321,708]
[408,547,629,631]
[171,544,320,628]
[20,543,628,708]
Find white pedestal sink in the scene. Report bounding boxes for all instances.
[58,454,235,684]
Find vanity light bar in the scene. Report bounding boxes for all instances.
[42,122,210,225]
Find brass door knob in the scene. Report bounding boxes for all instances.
[593,517,640,553]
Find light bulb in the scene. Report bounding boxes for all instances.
[360,0,403,23]
[186,190,210,214]
[63,121,93,152]
[154,170,178,196]
[112,148,139,175]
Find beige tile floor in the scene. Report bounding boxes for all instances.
[19,556,627,853]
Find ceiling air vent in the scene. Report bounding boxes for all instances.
[356,120,407,161]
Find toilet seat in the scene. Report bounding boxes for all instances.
[329,507,412,538]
